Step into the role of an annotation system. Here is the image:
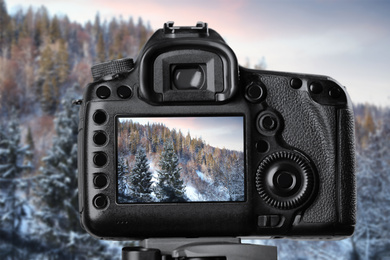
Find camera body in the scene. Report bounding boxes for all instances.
[77,22,356,240]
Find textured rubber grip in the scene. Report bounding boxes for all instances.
[91,58,134,81]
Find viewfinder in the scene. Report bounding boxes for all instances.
[172,64,206,90]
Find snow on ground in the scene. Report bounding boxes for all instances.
[196,170,213,184]
[185,185,203,201]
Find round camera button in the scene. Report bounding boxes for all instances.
[262,115,277,131]
[93,152,107,167]
[290,78,302,89]
[117,86,132,99]
[329,87,341,99]
[96,86,111,99]
[94,174,108,189]
[275,171,295,190]
[256,140,270,154]
[248,84,262,99]
[256,111,281,136]
[93,194,108,209]
[245,83,266,103]
[93,110,107,125]
[93,132,107,146]
[309,82,323,94]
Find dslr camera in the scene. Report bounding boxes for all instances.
[77,22,356,240]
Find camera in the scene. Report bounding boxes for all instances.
[77,22,356,240]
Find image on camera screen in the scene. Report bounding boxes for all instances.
[117,117,245,203]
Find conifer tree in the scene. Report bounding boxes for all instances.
[129,147,153,202]
[93,12,101,40]
[36,6,50,44]
[155,141,187,202]
[49,15,61,43]
[96,32,106,62]
[0,112,33,258]
[57,39,69,84]
[118,157,130,202]
[0,0,10,53]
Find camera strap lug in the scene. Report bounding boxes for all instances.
[72,99,83,106]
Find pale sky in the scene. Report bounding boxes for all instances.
[6,0,390,106]
[118,117,244,152]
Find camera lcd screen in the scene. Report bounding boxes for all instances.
[117,117,245,203]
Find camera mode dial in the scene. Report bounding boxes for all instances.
[256,151,315,210]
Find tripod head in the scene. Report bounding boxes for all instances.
[122,238,277,260]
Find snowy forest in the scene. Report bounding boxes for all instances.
[0,0,389,259]
[117,119,244,203]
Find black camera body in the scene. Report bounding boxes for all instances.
[77,22,356,240]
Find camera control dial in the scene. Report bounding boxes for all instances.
[256,151,315,210]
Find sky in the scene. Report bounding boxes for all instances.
[118,117,244,152]
[5,0,390,106]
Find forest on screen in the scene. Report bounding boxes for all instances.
[117,119,245,203]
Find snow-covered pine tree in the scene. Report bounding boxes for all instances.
[155,141,187,202]
[229,154,245,202]
[0,112,32,259]
[0,111,33,258]
[118,156,130,203]
[34,86,110,259]
[128,146,153,202]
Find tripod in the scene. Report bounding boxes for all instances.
[122,237,277,260]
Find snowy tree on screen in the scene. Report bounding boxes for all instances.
[129,147,153,202]
[213,150,244,202]
[155,141,187,202]
[34,87,110,259]
[0,112,33,259]
[118,157,130,203]
[229,155,245,201]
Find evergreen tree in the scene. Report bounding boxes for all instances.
[92,12,101,40]
[34,86,109,259]
[0,111,33,259]
[49,15,61,43]
[57,39,69,84]
[96,32,106,62]
[155,141,187,202]
[129,147,153,202]
[0,0,10,53]
[118,157,130,203]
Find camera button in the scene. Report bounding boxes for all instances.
[290,78,302,89]
[329,86,341,99]
[93,194,108,209]
[93,152,107,167]
[258,215,268,227]
[262,116,277,131]
[256,111,281,136]
[256,140,269,153]
[93,131,107,146]
[96,86,111,99]
[257,215,282,227]
[245,83,266,103]
[93,110,107,125]
[309,82,323,94]
[94,174,108,189]
[269,215,281,227]
[117,86,132,99]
